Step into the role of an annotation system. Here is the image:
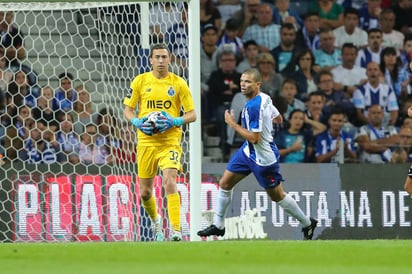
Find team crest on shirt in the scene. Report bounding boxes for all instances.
[167,86,175,96]
[126,88,132,98]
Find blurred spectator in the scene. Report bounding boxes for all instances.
[314,28,342,71]
[19,119,64,164]
[242,3,281,53]
[379,46,411,102]
[354,104,398,163]
[315,108,357,163]
[0,55,12,93]
[114,122,137,164]
[338,0,367,9]
[54,72,77,112]
[56,112,80,164]
[275,109,326,163]
[333,7,367,49]
[200,0,222,37]
[13,70,36,108]
[207,50,241,156]
[355,28,383,68]
[352,62,399,126]
[391,147,408,163]
[72,84,98,135]
[165,5,188,78]
[4,105,32,161]
[316,69,355,122]
[0,11,25,64]
[215,0,242,23]
[231,0,260,37]
[332,43,367,98]
[32,86,61,127]
[217,18,244,62]
[295,12,321,52]
[379,9,405,55]
[149,2,183,43]
[256,52,283,98]
[201,24,219,120]
[392,0,412,36]
[77,123,112,165]
[358,0,381,31]
[270,23,303,75]
[236,39,259,73]
[398,126,412,162]
[272,0,303,30]
[286,49,319,101]
[305,91,326,124]
[400,34,412,79]
[307,0,344,29]
[96,107,120,149]
[280,78,306,120]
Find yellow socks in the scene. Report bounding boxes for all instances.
[167,192,181,232]
[141,195,158,221]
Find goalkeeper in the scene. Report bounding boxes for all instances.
[124,43,196,241]
[405,106,412,195]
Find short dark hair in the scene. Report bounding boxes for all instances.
[58,72,73,81]
[243,40,258,49]
[150,43,170,57]
[281,22,295,31]
[344,7,359,18]
[303,11,320,20]
[367,28,382,36]
[341,43,358,53]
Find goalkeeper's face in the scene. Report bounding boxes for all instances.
[150,49,170,74]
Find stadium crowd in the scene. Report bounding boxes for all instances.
[1,0,412,165]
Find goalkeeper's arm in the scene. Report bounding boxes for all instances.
[405,166,412,195]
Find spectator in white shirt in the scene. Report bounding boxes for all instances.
[333,8,367,49]
[379,9,405,55]
[332,43,367,98]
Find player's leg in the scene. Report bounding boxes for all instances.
[137,146,164,241]
[198,149,249,237]
[266,184,317,240]
[159,145,183,241]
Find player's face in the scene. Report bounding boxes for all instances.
[150,49,170,73]
[240,73,260,98]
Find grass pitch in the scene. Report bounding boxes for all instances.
[1,240,411,274]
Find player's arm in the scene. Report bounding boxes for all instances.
[181,109,197,125]
[124,105,136,121]
[225,109,261,144]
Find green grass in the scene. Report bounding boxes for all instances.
[1,240,411,274]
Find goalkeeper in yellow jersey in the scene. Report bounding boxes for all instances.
[124,43,196,241]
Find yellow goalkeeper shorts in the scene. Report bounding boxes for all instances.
[137,145,182,178]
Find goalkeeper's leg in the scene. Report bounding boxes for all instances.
[163,168,182,241]
[140,177,164,241]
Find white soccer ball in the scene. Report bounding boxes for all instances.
[146,111,162,133]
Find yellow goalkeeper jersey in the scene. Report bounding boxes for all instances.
[123,71,195,146]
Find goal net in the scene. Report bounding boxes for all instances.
[0,1,202,242]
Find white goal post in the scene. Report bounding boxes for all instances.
[0,1,201,242]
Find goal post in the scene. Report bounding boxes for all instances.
[0,1,201,242]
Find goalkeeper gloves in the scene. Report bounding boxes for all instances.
[156,111,184,133]
[130,117,153,136]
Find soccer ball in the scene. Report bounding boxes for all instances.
[146,111,162,133]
